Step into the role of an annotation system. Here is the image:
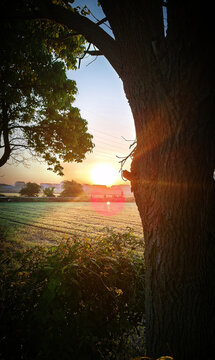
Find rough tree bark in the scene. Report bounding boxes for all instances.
[129,88,215,359]
[97,2,215,358]
[12,0,215,358]
[119,3,215,358]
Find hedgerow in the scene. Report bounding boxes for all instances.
[0,229,145,360]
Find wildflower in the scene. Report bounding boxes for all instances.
[115,288,123,296]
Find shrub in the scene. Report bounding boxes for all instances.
[0,229,145,360]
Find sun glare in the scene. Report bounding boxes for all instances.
[91,163,118,186]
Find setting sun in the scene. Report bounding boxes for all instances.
[91,163,118,186]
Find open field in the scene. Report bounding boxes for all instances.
[0,201,143,246]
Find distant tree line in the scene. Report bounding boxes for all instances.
[19,181,83,197]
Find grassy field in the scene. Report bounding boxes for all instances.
[0,202,143,246]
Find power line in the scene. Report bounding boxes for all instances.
[89,126,132,141]
[92,133,130,147]
[89,149,121,160]
[93,150,117,158]
[78,107,134,133]
[94,139,127,152]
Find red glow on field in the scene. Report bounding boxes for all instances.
[90,186,125,216]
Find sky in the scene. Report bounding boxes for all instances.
[0,1,136,186]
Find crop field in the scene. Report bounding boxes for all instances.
[0,201,143,246]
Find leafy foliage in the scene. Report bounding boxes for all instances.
[0,229,145,360]
[43,187,55,197]
[19,182,41,197]
[0,12,94,174]
[60,180,83,197]
[131,357,174,360]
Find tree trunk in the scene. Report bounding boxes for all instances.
[109,2,215,357]
[122,56,215,359]
[0,99,11,167]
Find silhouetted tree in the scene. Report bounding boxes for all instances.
[60,180,83,197]
[0,16,94,175]
[20,182,41,197]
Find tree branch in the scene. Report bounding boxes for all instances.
[35,2,120,72]
[85,50,102,56]
[8,125,30,131]
[11,144,30,149]
[0,99,11,167]
[96,17,108,26]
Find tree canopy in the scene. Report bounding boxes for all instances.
[0,11,94,175]
[60,180,83,197]
[43,187,55,197]
[19,182,41,197]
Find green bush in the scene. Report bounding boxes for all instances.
[0,229,145,360]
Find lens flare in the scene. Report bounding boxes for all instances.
[91,186,125,216]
